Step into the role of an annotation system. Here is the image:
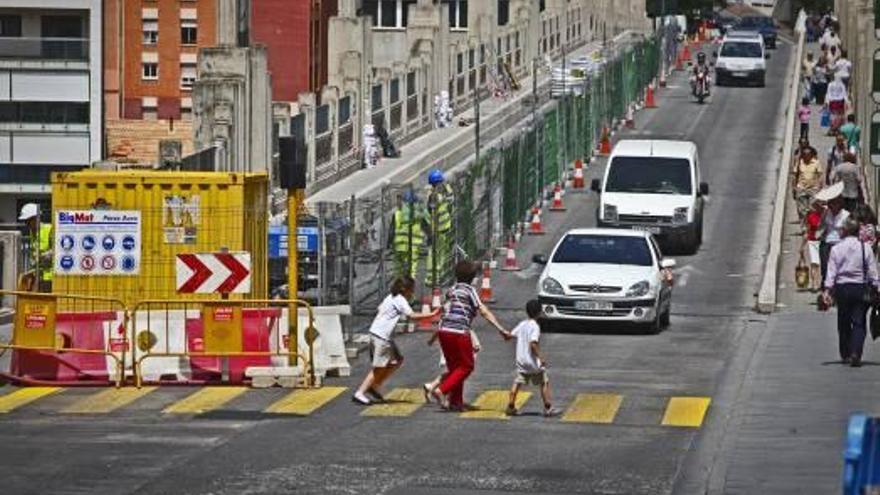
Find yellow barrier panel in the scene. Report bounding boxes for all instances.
[0,289,128,388]
[130,298,317,388]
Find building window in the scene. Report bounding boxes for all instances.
[448,0,467,30]
[180,63,197,90]
[468,49,474,69]
[539,0,545,12]
[365,0,416,29]
[181,21,198,45]
[497,0,509,26]
[142,98,158,120]
[0,15,22,37]
[142,62,158,80]
[0,101,88,124]
[390,78,400,103]
[371,83,383,111]
[142,20,158,45]
[339,96,352,125]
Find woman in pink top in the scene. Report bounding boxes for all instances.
[798,97,811,141]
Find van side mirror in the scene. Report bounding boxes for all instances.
[532,254,549,265]
[699,182,709,196]
[590,178,601,193]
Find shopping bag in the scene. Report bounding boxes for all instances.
[870,306,880,340]
[795,253,810,289]
[820,107,831,128]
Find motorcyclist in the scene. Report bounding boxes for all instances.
[690,52,711,97]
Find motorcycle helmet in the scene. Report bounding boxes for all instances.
[428,169,444,186]
[697,52,706,64]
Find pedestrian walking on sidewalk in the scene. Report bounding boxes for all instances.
[793,146,823,219]
[497,300,559,417]
[826,134,849,184]
[839,114,861,152]
[826,74,848,135]
[822,218,880,367]
[818,185,850,288]
[352,276,438,405]
[803,200,824,291]
[812,57,829,105]
[798,97,812,141]
[428,261,508,411]
[829,152,865,212]
[854,204,878,249]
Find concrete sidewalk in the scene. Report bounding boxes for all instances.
[711,40,869,494]
[306,39,606,205]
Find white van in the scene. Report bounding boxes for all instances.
[592,140,708,253]
[714,31,768,87]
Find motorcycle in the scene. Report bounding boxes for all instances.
[692,69,710,104]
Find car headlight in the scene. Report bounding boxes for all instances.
[541,277,565,295]
[673,207,689,224]
[625,280,651,298]
[603,204,618,223]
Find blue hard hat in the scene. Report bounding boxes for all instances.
[428,169,444,185]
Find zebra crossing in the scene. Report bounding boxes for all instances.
[0,385,711,428]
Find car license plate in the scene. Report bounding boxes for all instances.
[574,300,613,311]
[732,71,747,77]
[631,225,661,234]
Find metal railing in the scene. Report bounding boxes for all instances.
[0,37,89,61]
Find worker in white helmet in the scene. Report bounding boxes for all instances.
[19,203,52,292]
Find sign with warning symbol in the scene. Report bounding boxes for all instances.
[54,210,141,276]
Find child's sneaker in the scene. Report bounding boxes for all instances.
[543,405,560,417]
[505,405,518,416]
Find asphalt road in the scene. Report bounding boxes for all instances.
[0,41,792,495]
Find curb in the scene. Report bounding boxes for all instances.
[756,21,805,314]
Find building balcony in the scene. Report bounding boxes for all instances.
[0,37,89,70]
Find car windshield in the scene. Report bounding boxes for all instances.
[740,17,772,27]
[605,156,693,195]
[721,41,763,58]
[552,234,653,266]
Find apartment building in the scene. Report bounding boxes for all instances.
[0,0,102,221]
[103,0,217,164]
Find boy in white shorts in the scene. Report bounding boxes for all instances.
[500,299,558,417]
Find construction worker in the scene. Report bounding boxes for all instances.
[426,169,454,287]
[389,190,430,281]
[19,203,52,292]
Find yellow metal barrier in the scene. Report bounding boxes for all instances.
[129,298,318,388]
[0,289,128,387]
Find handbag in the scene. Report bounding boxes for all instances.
[820,107,831,128]
[795,252,810,289]
[861,242,878,306]
[871,306,880,341]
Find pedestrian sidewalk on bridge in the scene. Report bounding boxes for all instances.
[707,39,871,495]
[306,39,605,205]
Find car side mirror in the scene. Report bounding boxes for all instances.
[590,178,601,193]
[532,254,549,265]
[660,258,677,269]
[699,182,709,196]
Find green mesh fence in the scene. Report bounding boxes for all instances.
[543,108,560,185]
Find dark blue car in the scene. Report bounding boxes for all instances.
[737,16,777,49]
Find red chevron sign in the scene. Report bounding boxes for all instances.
[176,253,251,294]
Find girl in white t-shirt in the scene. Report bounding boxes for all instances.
[353,276,438,405]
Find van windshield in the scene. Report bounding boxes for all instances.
[605,156,693,195]
[720,41,762,58]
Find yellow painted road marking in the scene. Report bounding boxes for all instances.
[63,387,157,414]
[561,393,623,424]
[362,388,425,417]
[265,386,346,415]
[661,397,711,428]
[163,387,248,415]
[0,387,61,413]
[460,390,531,420]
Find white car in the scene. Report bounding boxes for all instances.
[534,228,675,333]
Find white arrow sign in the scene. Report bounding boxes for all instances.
[176,252,252,294]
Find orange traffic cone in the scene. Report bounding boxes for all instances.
[645,83,657,108]
[682,43,692,63]
[430,287,443,325]
[598,126,612,156]
[479,263,496,303]
[501,239,521,271]
[528,207,545,235]
[417,295,435,331]
[573,160,585,189]
[550,184,566,211]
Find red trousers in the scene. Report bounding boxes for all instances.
[437,330,474,408]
